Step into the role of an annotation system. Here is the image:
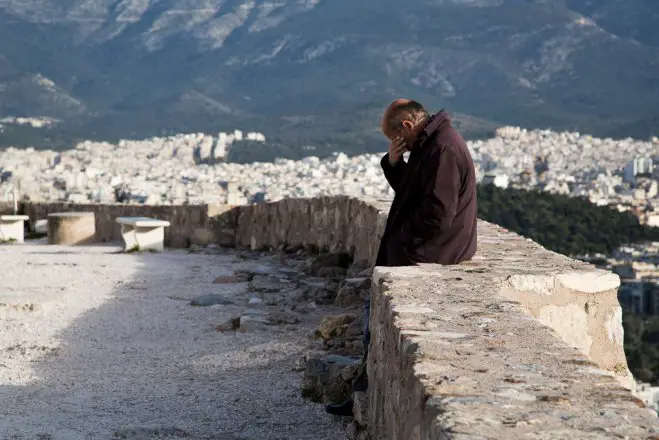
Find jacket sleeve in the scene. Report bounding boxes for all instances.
[380,153,407,192]
[402,148,460,239]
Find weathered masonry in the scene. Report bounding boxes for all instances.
[234,197,659,438]
[10,197,659,438]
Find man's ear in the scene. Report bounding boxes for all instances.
[402,120,414,130]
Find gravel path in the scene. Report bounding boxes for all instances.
[0,243,343,440]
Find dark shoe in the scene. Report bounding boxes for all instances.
[325,398,354,416]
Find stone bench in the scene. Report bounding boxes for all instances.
[116,217,171,252]
[34,219,48,235]
[48,212,96,245]
[0,215,29,243]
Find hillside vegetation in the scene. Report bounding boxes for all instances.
[623,311,659,384]
[477,185,659,256]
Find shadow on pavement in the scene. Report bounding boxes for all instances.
[0,243,343,440]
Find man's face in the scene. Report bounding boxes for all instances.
[382,120,416,149]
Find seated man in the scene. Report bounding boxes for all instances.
[326,99,478,416]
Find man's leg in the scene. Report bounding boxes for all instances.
[362,297,370,361]
[352,297,369,391]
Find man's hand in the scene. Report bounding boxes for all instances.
[388,137,407,166]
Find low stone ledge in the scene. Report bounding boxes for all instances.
[474,221,633,390]
[368,265,659,440]
[369,265,658,438]
[234,196,389,265]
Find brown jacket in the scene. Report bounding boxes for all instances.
[375,110,477,267]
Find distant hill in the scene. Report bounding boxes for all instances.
[1,0,658,155]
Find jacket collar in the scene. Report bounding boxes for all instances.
[423,109,450,137]
[411,110,449,149]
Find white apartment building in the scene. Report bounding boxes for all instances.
[624,157,654,184]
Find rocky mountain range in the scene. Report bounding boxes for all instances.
[0,0,658,157]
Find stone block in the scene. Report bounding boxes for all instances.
[237,309,270,333]
[47,212,96,245]
[190,227,215,245]
[0,215,29,242]
[315,314,357,341]
[116,217,170,252]
[300,354,360,404]
[248,274,284,293]
[335,277,370,307]
[500,268,632,390]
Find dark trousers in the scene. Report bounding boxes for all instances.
[351,298,370,393]
[362,298,370,361]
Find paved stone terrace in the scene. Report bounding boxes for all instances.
[0,243,343,439]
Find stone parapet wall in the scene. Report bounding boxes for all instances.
[20,202,236,248]
[370,264,655,438]
[234,196,390,265]
[234,197,659,437]
[0,201,16,215]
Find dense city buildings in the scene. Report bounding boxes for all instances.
[1,126,658,316]
[1,126,657,209]
[583,242,659,317]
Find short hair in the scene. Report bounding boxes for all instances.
[385,100,429,131]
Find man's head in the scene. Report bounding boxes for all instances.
[380,99,429,146]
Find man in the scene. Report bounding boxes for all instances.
[326,99,477,416]
[376,99,477,266]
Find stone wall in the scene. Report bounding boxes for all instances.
[234,196,389,265]
[369,263,656,438]
[20,202,236,248]
[0,201,16,215]
[234,197,659,438]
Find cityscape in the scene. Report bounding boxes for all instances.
[2,125,658,330]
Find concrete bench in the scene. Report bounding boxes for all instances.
[0,215,29,243]
[48,212,96,245]
[34,219,48,234]
[116,217,171,252]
